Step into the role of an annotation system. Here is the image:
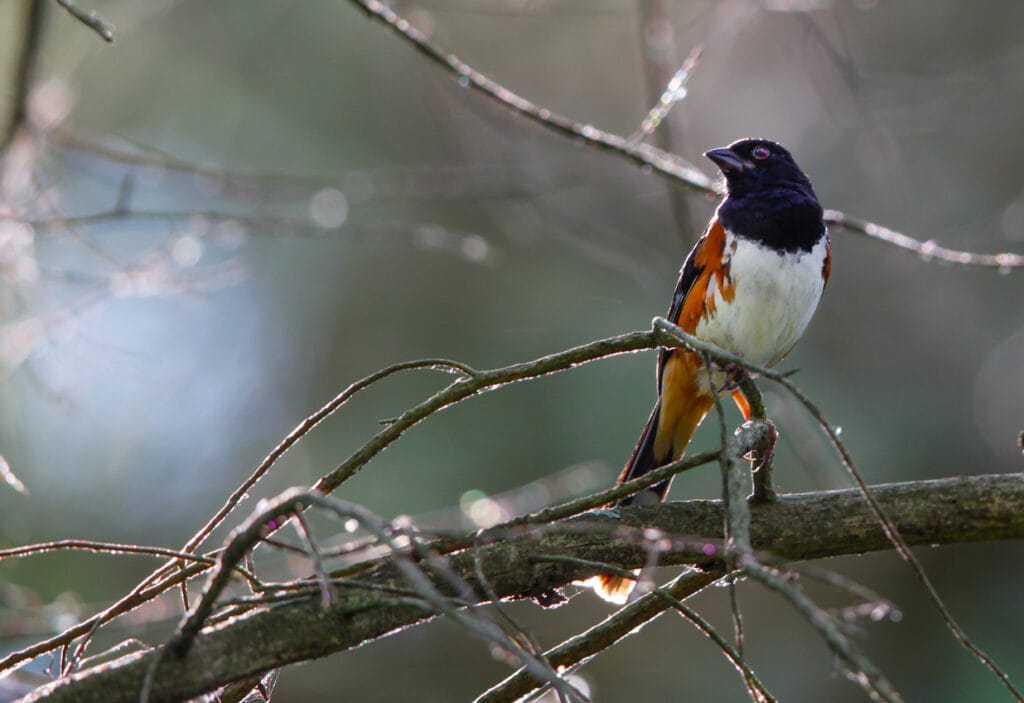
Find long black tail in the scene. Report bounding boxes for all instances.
[614,401,668,507]
[593,401,665,603]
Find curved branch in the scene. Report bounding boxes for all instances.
[0,321,692,676]
[19,472,1024,703]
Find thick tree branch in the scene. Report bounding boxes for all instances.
[19,472,1024,703]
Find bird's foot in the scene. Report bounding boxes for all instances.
[748,419,778,505]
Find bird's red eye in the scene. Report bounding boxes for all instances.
[752,146,771,160]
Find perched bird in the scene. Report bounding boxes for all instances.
[593,138,830,602]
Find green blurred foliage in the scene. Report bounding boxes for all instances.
[1,0,1023,701]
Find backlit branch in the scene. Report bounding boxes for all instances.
[346,0,1024,270]
[18,473,1024,703]
[52,0,113,42]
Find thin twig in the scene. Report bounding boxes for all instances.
[629,43,703,146]
[313,318,784,500]
[475,567,721,703]
[312,329,658,496]
[47,128,577,205]
[292,513,332,610]
[348,0,711,188]
[634,0,700,249]
[706,361,753,683]
[774,378,1024,702]
[744,561,904,703]
[823,209,1024,270]
[53,0,114,42]
[707,364,902,701]
[0,539,257,585]
[788,561,898,623]
[346,0,1024,270]
[182,358,473,556]
[471,541,550,664]
[664,594,776,703]
[169,490,587,703]
[0,452,29,495]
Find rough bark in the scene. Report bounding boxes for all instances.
[19,472,1024,703]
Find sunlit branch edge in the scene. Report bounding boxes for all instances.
[16,472,1024,703]
[347,0,1023,270]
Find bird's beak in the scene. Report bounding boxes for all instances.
[704,147,749,174]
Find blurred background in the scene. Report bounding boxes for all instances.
[1,0,1023,700]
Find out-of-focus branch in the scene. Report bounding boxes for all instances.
[0,452,28,495]
[346,0,1024,270]
[48,129,578,204]
[636,0,700,249]
[18,472,1024,703]
[53,0,113,42]
[1,0,45,153]
[349,1,713,189]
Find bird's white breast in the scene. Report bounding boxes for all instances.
[695,230,827,369]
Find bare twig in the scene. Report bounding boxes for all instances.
[313,317,795,502]
[744,561,904,703]
[630,42,702,146]
[715,406,904,702]
[0,539,257,587]
[347,0,712,189]
[311,329,658,496]
[48,128,585,207]
[822,209,1023,270]
[635,0,701,248]
[0,452,29,495]
[476,568,721,703]
[774,378,1024,702]
[786,561,897,622]
[53,0,113,42]
[292,513,332,610]
[665,593,776,703]
[667,314,1021,700]
[707,376,759,670]
[181,358,473,555]
[345,0,1024,270]
[170,490,587,703]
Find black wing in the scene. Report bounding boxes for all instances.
[657,229,710,393]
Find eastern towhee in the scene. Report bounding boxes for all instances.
[593,138,830,602]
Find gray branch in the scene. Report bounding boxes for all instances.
[19,472,1024,703]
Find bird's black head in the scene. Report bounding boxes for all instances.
[704,138,824,252]
[704,138,814,198]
